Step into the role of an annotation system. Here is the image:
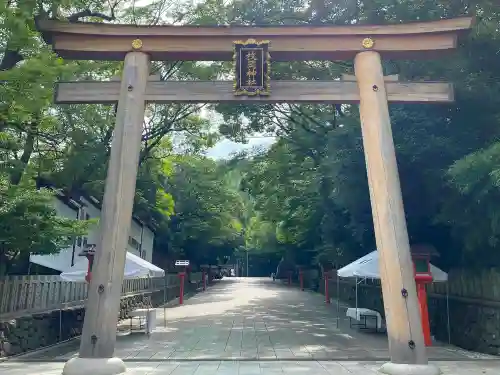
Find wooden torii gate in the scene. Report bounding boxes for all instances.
[37,17,472,375]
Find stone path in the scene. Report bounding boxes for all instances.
[2,359,500,375]
[1,278,498,374]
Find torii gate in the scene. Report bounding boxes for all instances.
[36,17,473,375]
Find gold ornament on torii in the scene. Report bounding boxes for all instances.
[362,37,374,49]
[131,39,143,50]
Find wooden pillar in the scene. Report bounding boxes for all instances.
[79,51,150,358]
[354,51,427,365]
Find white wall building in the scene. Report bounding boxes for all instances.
[30,192,155,273]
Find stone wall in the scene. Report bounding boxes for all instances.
[427,292,500,355]
[0,282,201,358]
[312,276,500,356]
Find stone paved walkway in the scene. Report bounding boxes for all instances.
[1,278,498,374]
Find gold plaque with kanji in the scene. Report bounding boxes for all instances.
[233,39,270,96]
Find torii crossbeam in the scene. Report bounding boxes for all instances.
[36,16,473,375]
[55,78,453,104]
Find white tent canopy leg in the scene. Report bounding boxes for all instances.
[355,277,358,313]
[336,274,340,328]
[446,283,451,344]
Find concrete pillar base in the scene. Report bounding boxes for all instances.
[62,357,126,375]
[379,363,441,375]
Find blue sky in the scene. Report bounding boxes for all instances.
[200,108,276,159]
[205,137,276,159]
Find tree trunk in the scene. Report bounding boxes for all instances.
[10,122,36,185]
[0,48,23,71]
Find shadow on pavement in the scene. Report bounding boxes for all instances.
[11,278,499,363]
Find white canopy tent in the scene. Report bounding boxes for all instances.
[30,250,165,281]
[337,250,448,281]
[59,252,165,281]
[31,251,166,333]
[335,250,451,343]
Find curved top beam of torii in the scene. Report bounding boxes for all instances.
[36,17,473,61]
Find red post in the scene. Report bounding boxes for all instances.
[411,250,435,347]
[178,271,185,305]
[84,252,95,283]
[325,272,330,304]
[79,246,95,284]
[85,261,92,283]
[417,282,432,346]
[299,270,304,291]
[288,271,292,286]
[202,270,206,291]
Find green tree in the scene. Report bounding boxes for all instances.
[0,175,90,275]
[194,0,500,271]
[156,156,245,266]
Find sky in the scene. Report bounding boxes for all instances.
[205,137,276,159]
[201,108,276,160]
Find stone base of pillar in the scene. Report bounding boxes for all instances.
[62,357,126,375]
[379,363,441,375]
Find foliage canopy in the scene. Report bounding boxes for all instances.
[1,0,499,276]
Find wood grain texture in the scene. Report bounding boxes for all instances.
[38,17,473,37]
[355,51,428,365]
[78,52,149,359]
[341,73,399,81]
[55,80,453,104]
[37,18,473,61]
